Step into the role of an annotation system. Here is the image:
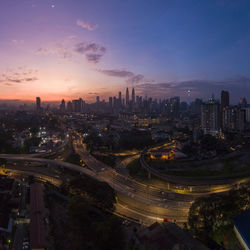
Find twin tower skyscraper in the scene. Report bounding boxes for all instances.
[125,87,135,106]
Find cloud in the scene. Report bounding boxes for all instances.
[36,46,72,60]
[74,42,106,63]
[0,68,39,86]
[76,19,98,31]
[36,39,106,64]
[24,77,38,82]
[98,69,134,78]
[85,54,103,64]
[74,42,106,54]
[12,39,24,44]
[127,74,144,84]
[98,69,144,84]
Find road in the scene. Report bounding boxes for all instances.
[0,153,192,224]
[115,154,139,176]
[140,150,250,188]
[2,138,248,225]
[0,166,62,186]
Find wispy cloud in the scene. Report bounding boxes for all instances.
[11,39,24,45]
[76,19,98,31]
[98,69,134,78]
[127,74,144,84]
[74,42,106,63]
[98,69,144,84]
[85,54,103,64]
[36,40,106,64]
[74,42,106,54]
[0,68,39,86]
[36,45,72,60]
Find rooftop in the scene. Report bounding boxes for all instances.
[30,183,50,249]
[234,209,250,248]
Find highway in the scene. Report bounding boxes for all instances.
[73,140,194,223]
[0,166,62,186]
[1,137,248,225]
[140,149,250,188]
[0,152,192,224]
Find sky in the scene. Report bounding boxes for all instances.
[0,0,250,103]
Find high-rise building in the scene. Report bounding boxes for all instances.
[244,107,250,123]
[60,99,66,112]
[223,106,246,132]
[96,96,100,103]
[72,99,81,112]
[113,96,117,107]
[221,90,229,109]
[240,97,247,107]
[126,88,129,107]
[201,99,221,136]
[109,97,113,108]
[36,97,41,112]
[169,97,180,119]
[132,88,135,106]
[79,98,84,112]
[190,98,202,114]
[118,92,122,106]
[221,91,229,130]
[67,101,73,112]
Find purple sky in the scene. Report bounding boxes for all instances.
[0,0,250,103]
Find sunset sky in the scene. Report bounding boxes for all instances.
[0,0,250,103]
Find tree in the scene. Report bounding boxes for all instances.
[67,195,124,250]
[188,188,250,242]
[28,175,35,184]
[200,134,217,151]
[69,176,116,211]
[0,158,7,166]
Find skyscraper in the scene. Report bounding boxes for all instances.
[240,97,247,107]
[221,91,229,130]
[169,97,180,119]
[132,88,135,106]
[77,98,85,112]
[109,97,113,108]
[221,90,229,109]
[72,99,82,112]
[96,96,100,103]
[67,101,73,112]
[118,91,122,106]
[126,88,129,107]
[60,99,66,112]
[223,106,246,132]
[36,97,41,112]
[201,99,221,136]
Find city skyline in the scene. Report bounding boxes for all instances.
[1,0,250,102]
[0,86,246,106]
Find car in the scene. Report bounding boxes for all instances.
[163,218,169,222]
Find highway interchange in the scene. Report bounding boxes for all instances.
[1,135,249,226]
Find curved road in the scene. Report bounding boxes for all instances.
[0,153,190,224]
[2,138,247,225]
